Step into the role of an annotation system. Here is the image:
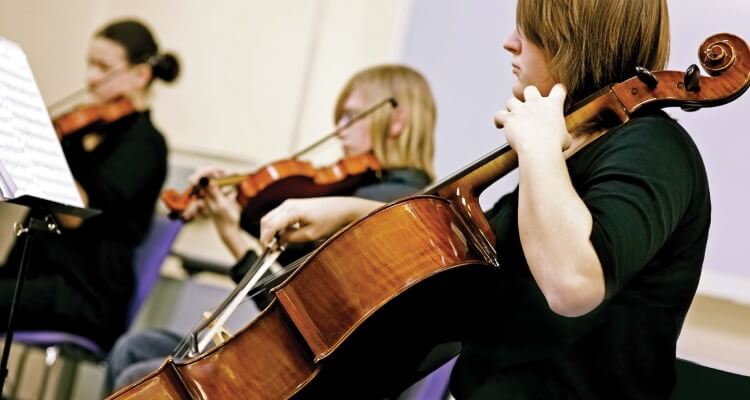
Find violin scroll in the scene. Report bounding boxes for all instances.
[701,36,737,75]
[612,33,750,114]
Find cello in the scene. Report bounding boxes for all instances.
[108,33,750,399]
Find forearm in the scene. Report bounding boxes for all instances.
[517,146,604,317]
[216,223,258,261]
[259,197,386,246]
[343,197,385,223]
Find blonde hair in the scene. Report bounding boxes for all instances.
[334,65,436,181]
[517,0,670,108]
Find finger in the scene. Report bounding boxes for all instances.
[494,109,509,128]
[183,203,207,220]
[205,182,223,201]
[204,192,219,214]
[548,84,567,106]
[280,224,316,244]
[188,166,224,185]
[259,203,297,247]
[506,97,523,112]
[523,85,542,101]
[181,199,202,220]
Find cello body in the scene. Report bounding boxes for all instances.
[110,196,497,399]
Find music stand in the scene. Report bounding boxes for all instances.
[0,196,99,394]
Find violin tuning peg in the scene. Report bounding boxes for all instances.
[635,66,658,89]
[684,64,701,93]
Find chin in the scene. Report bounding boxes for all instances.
[90,93,110,105]
[512,84,524,101]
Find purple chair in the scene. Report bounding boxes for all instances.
[4,215,182,399]
[412,356,458,400]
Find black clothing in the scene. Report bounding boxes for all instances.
[351,168,432,203]
[0,111,168,350]
[451,113,711,399]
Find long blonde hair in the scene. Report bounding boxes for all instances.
[334,65,437,181]
[516,0,670,108]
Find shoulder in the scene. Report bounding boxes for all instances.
[575,112,704,175]
[104,111,168,173]
[133,111,168,149]
[605,113,696,154]
[353,168,431,202]
[118,111,169,162]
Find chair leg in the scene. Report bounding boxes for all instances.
[8,345,30,400]
[37,346,79,400]
[36,346,57,400]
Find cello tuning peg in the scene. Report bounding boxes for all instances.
[635,66,658,89]
[684,64,701,93]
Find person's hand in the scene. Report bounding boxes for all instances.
[494,84,571,156]
[259,197,384,247]
[181,166,242,239]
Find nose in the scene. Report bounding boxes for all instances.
[336,124,349,141]
[87,65,102,87]
[502,28,521,55]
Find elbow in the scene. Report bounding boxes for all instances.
[543,276,605,318]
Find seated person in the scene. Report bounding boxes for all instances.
[0,18,179,351]
[256,0,710,398]
[103,64,438,394]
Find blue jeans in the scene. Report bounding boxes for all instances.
[104,329,182,395]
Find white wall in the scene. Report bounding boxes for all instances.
[0,0,409,166]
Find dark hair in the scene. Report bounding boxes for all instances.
[97,19,180,83]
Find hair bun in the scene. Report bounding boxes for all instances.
[150,52,180,83]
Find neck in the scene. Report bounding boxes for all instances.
[128,91,149,111]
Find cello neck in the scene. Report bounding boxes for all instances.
[424,33,750,247]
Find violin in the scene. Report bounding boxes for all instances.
[161,153,383,223]
[52,97,136,138]
[161,97,396,222]
[108,33,750,399]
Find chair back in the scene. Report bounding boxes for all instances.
[413,356,457,400]
[127,216,182,325]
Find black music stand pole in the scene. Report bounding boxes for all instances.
[0,197,99,396]
[0,213,60,394]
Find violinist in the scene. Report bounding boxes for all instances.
[104,64,438,393]
[260,0,710,398]
[0,19,179,351]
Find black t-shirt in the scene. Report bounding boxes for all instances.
[5,111,168,348]
[450,112,710,399]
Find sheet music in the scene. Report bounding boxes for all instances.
[0,37,83,206]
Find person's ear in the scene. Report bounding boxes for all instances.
[388,107,408,139]
[132,64,153,89]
